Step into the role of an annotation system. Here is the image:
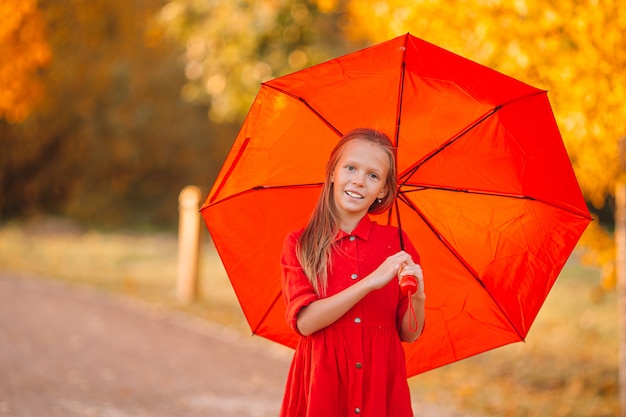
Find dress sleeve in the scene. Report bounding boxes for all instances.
[281,231,318,336]
[396,230,422,330]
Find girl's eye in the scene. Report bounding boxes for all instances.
[346,165,355,172]
[369,173,379,180]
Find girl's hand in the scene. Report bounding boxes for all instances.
[367,251,414,290]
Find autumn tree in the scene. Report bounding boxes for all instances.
[0,0,51,123]
[1,0,237,228]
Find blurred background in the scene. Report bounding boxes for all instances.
[1,1,624,416]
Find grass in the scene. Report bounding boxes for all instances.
[0,219,619,416]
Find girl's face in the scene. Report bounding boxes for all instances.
[330,139,390,225]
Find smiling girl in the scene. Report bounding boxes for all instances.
[279,128,426,417]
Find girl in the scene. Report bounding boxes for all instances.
[280,128,426,417]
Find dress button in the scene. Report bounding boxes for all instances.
[354,407,361,414]
[356,362,362,369]
[351,273,358,280]
[349,236,356,241]
[354,317,361,324]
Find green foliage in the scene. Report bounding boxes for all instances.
[158,0,357,122]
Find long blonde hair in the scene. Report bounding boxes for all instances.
[296,128,398,295]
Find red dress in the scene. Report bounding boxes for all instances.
[279,215,420,417]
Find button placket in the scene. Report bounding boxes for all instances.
[345,232,363,417]
[349,232,363,415]
[348,235,359,282]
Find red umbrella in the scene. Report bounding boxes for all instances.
[200,33,591,377]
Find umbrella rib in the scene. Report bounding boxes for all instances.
[251,289,283,336]
[263,83,343,137]
[397,193,479,279]
[400,184,529,199]
[399,89,549,185]
[205,183,323,207]
[394,34,410,147]
[400,185,592,219]
[252,183,324,191]
[399,106,501,184]
[208,137,252,204]
[397,192,527,342]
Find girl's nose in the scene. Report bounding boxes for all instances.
[353,175,365,186]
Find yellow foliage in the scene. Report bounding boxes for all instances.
[315,0,340,13]
[0,0,51,123]
[579,219,616,289]
[579,220,615,267]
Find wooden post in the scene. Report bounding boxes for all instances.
[177,185,203,303]
[617,136,626,417]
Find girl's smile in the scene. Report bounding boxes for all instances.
[345,190,364,199]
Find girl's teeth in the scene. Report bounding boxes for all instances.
[346,191,363,199]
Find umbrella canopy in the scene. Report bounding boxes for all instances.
[200,33,591,377]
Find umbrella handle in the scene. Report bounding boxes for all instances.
[399,275,417,295]
[400,275,419,333]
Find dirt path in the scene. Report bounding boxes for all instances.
[0,272,470,417]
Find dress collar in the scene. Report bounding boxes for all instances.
[334,215,373,242]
